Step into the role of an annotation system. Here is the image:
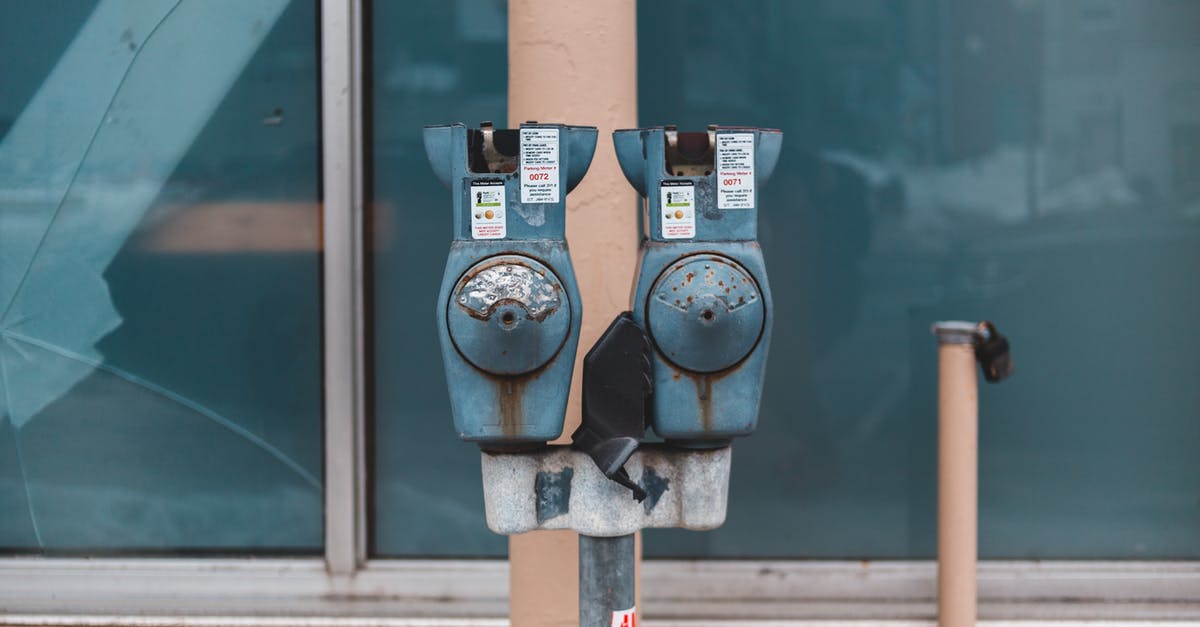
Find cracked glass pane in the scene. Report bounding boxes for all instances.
[0,0,322,553]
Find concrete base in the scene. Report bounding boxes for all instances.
[481,445,731,537]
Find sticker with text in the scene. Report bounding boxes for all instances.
[660,180,695,239]
[716,132,755,209]
[470,180,506,239]
[611,606,636,627]
[520,127,560,204]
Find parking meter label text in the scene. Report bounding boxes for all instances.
[660,181,695,239]
[611,606,636,627]
[520,128,560,204]
[716,132,755,209]
[470,181,506,239]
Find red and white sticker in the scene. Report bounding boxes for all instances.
[611,606,637,627]
[470,180,506,239]
[659,181,695,239]
[520,127,560,204]
[716,132,755,209]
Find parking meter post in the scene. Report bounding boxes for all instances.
[931,321,1013,627]
[933,322,978,627]
[580,533,636,627]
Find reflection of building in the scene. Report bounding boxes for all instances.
[1043,0,1200,202]
[932,0,1043,162]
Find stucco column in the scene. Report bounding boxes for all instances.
[508,1,639,625]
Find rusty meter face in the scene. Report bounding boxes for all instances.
[446,255,571,376]
[646,253,765,374]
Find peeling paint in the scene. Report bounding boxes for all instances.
[640,466,670,514]
[457,262,562,321]
[535,467,573,524]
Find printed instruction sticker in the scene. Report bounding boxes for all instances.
[470,180,506,239]
[520,127,560,204]
[611,606,636,627]
[716,132,755,209]
[660,181,696,239]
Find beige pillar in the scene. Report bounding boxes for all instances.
[507,2,639,626]
[937,342,978,627]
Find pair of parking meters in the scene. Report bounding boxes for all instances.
[425,121,781,498]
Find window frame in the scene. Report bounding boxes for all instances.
[0,0,1197,623]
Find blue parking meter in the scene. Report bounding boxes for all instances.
[425,121,597,450]
[613,126,782,447]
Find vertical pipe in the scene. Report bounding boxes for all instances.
[508,2,639,626]
[934,323,979,627]
[580,534,636,627]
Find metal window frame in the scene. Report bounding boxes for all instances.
[320,0,366,579]
[0,0,1198,625]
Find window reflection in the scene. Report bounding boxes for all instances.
[641,0,1200,558]
[0,0,322,553]
[369,0,509,557]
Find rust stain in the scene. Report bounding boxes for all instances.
[678,364,739,436]
[497,378,525,438]
[482,365,547,446]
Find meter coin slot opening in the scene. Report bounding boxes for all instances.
[664,125,715,177]
[468,121,520,174]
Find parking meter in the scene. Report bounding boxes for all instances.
[613,126,782,447]
[425,121,597,450]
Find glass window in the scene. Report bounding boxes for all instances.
[640,0,1200,559]
[369,0,508,557]
[0,0,322,553]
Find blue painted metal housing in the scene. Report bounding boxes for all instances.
[613,126,782,447]
[426,122,597,448]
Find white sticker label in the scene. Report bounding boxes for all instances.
[716,132,755,209]
[470,181,506,239]
[520,127,560,204]
[611,606,636,627]
[660,181,695,239]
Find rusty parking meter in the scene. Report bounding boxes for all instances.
[613,126,782,447]
[425,121,597,449]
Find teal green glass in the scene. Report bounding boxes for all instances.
[0,0,323,553]
[640,0,1200,559]
[369,0,508,556]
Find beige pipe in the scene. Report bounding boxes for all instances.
[934,325,979,627]
[507,2,639,625]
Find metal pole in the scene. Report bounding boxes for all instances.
[579,534,636,627]
[932,322,979,627]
